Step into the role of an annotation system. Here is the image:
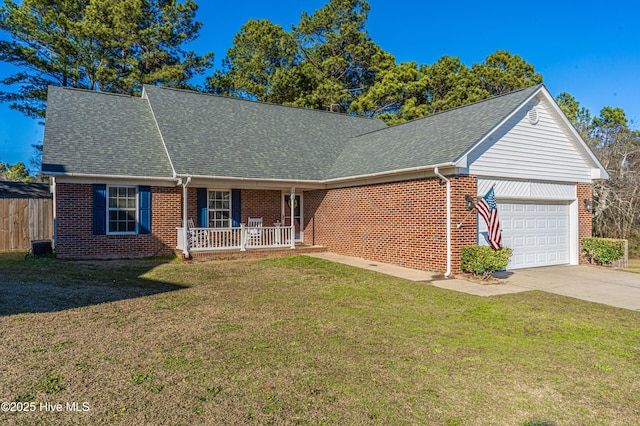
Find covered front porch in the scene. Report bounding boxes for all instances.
[175,180,313,257]
[176,223,295,252]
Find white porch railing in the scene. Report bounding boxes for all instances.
[176,225,295,252]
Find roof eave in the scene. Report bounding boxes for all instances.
[322,162,459,188]
[454,85,544,165]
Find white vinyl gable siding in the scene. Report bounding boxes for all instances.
[467,98,593,183]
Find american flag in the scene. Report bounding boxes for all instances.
[476,187,502,250]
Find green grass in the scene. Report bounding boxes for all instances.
[623,258,640,274]
[0,253,639,425]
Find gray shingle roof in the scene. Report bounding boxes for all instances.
[327,85,540,179]
[42,86,173,178]
[42,84,543,182]
[0,182,51,199]
[142,86,387,180]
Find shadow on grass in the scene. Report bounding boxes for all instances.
[0,252,186,316]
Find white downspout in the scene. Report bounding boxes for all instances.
[51,177,56,248]
[180,176,192,258]
[290,187,296,249]
[434,168,452,278]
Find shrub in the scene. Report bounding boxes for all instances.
[460,246,513,279]
[582,237,626,265]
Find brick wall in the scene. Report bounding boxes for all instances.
[577,182,593,264]
[186,188,282,226]
[241,189,282,226]
[55,183,181,259]
[303,176,477,274]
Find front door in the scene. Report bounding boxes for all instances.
[283,194,302,241]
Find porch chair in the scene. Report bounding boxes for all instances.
[187,218,209,249]
[246,217,263,246]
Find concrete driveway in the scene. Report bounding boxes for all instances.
[309,253,640,311]
[434,265,640,311]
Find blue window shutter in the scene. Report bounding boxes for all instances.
[232,189,241,227]
[138,186,151,234]
[93,184,107,235]
[197,188,207,227]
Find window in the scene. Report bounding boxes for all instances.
[108,186,137,233]
[208,190,231,228]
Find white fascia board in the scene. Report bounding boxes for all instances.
[46,172,177,187]
[455,155,468,169]
[454,86,543,165]
[176,174,326,190]
[537,88,609,180]
[322,162,458,187]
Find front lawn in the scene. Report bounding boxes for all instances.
[624,258,640,274]
[0,253,638,425]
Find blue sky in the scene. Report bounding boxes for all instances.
[1,0,639,167]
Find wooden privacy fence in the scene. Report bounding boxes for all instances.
[0,198,54,251]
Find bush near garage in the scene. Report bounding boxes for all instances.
[582,237,626,265]
[460,246,513,279]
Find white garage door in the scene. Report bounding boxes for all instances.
[479,201,570,269]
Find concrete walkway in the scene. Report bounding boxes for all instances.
[308,252,439,282]
[308,253,640,311]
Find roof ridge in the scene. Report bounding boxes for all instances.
[143,85,385,123]
[49,85,139,99]
[357,84,543,136]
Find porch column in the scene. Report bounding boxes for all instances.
[181,177,191,257]
[290,187,296,249]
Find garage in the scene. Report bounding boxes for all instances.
[497,201,570,269]
[476,179,578,270]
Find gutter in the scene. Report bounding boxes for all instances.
[178,176,192,258]
[322,162,457,185]
[42,171,175,182]
[434,167,452,278]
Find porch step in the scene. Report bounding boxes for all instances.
[177,245,327,261]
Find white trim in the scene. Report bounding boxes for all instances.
[106,185,139,235]
[282,191,303,243]
[539,91,609,180]
[47,173,176,186]
[569,199,579,265]
[477,178,576,200]
[47,163,461,190]
[458,86,608,180]
[322,162,458,185]
[477,179,579,269]
[206,189,233,229]
[455,87,542,166]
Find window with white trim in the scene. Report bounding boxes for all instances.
[208,190,231,228]
[108,186,137,233]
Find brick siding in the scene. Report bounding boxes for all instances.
[577,183,593,264]
[56,185,287,259]
[187,187,282,226]
[55,183,181,259]
[303,176,477,274]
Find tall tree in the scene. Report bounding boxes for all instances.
[471,50,542,96]
[555,91,591,138]
[0,160,34,182]
[291,0,385,112]
[0,0,213,118]
[206,19,298,102]
[348,58,425,123]
[421,55,487,114]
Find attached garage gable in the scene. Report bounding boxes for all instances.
[464,87,606,271]
[465,96,605,183]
